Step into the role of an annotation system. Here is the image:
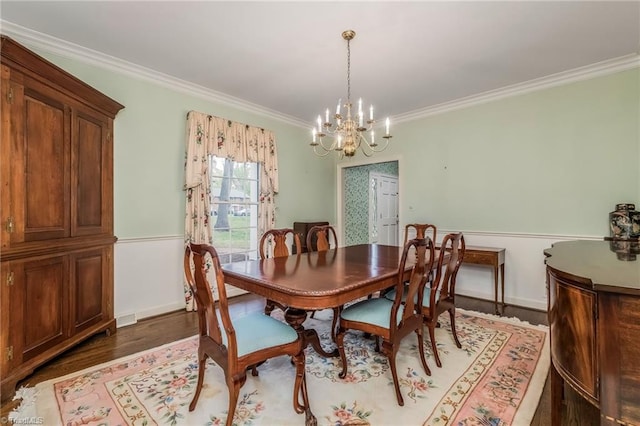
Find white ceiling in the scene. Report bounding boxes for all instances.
[1,1,639,126]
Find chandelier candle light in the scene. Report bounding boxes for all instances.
[310,30,391,158]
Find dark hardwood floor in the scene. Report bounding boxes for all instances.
[1,294,597,425]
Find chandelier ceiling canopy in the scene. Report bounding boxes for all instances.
[310,30,391,158]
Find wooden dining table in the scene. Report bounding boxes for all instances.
[222,243,440,359]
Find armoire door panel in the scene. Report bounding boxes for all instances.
[20,256,68,361]
[20,86,71,243]
[1,65,14,251]
[72,111,108,236]
[72,249,105,332]
[0,264,15,377]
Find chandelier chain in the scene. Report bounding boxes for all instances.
[346,38,351,104]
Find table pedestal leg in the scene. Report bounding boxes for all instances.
[285,308,339,358]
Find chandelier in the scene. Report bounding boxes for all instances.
[310,30,391,158]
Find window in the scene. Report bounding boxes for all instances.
[209,156,259,263]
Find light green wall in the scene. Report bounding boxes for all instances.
[34,50,336,238]
[32,48,640,238]
[389,69,639,236]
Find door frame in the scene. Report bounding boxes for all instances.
[336,154,403,246]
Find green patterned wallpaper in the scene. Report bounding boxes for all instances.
[344,161,399,245]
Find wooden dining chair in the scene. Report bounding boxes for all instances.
[306,224,338,252]
[335,237,436,406]
[378,223,437,300]
[305,225,341,336]
[259,228,302,316]
[404,223,437,245]
[422,232,466,367]
[184,243,312,426]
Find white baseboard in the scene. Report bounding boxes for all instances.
[137,301,187,321]
[116,313,137,328]
[116,301,186,328]
[457,288,547,312]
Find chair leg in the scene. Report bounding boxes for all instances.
[386,343,404,406]
[293,351,317,425]
[310,310,316,318]
[330,307,341,341]
[336,329,349,379]
[449,308,462,348]
[189,348,207,411]
[225,375,244,426]
[292,352,308,414]
[427,323,442,368]
[415,329,432,377]
[264,299,275,316]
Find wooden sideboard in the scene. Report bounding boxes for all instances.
[545,240,640,426]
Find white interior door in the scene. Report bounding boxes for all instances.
[369,172,399,245]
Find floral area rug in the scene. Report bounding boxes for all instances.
[10,309,549,426]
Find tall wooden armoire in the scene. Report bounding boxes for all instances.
[0,36,124,401]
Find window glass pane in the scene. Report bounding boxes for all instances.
[209,156,259,263]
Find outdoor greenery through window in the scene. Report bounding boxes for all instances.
[209,156,259,264]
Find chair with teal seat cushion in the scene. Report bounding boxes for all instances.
[384,232,465,368]
[423,232,466,367]
[259,228,302,317]
[305,224,342,338]
[335,237,436,406]
[383,286,441,308]
[380,223,438,300]
[404,223,437,245]
[219,312,299,357]
[306,224,339,252]
[184,243,313,426]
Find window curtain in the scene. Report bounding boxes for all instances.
[183,110,279,310]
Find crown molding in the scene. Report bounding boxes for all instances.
[3,20,638,128]
[393,53,640,123]
[0,21,310,128]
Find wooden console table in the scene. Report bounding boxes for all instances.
[445,245,506,315]
[545,240,640,426]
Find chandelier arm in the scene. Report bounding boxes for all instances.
[317,138,338,152]
[312,145,333,157]
[370,138,390,152]
[359,147,374,157]
[357,132,390,154]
